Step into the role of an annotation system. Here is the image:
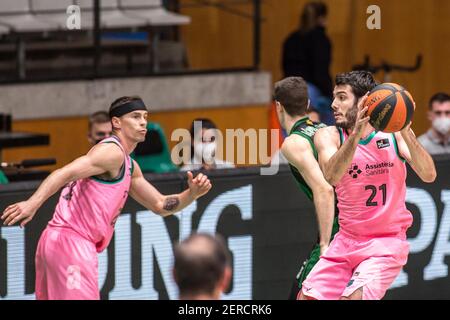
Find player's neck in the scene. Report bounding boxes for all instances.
[362,125,375,138]
[285,114,308,134]
[113,133,137,154]
[348,124,376,140]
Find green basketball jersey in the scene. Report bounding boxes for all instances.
[287,116,327,200]
[285,117,341,294]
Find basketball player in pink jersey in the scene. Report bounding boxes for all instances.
[299,71,437,300]
[1,96,212,300]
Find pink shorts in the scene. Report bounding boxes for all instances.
[35,227,99,300]
[300,230,410,300]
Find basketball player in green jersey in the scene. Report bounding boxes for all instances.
[273,77,339,300]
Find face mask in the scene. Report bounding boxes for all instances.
[193,142,216,164]
[432,117,450,135]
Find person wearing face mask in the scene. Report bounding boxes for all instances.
[1,96,212,300]
[418,93,450,155]
[180,118,235,171]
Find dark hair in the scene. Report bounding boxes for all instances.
[109,96,143,116]
[189,118,217,139]
[335,71,377,99]
[173,233,230,297]
[273,77,309,117]
[88,111,110,131]
[429,92,450,110]
[300,1,328,33]
[179,118,218,165]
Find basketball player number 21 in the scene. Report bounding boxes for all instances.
[365,184,387,206]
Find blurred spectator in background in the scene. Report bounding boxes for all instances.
[88,111,112,146]
[418,93,450,155]
[282,1,334,125]
[173,233,232,300]
[0,170,8,184]
[180,118,235,171]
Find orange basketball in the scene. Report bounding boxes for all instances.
[364,83,415,133]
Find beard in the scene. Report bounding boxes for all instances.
[336,101,358,130]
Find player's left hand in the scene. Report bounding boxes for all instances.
[354,92,370,136]
[187,171,212,199]
[400,121,413,137]
[400,122,416,140]
[401,100,416,136]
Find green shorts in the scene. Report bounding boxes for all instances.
[296,215,340,289]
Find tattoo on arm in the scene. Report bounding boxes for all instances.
[163,197,180,211]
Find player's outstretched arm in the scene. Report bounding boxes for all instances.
[282,136,335,252]
[1,143,123,227]
[395,123,437,183]
[129,161,211,217]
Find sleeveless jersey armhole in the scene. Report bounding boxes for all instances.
[90,140,127,184]
[290,131,318,160]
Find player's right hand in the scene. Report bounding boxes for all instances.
[354,92,370,136]
[187,171,212,199]
[1,201,37,228]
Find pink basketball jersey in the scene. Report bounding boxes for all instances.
[48,136,133,252]
[335,129,413,238]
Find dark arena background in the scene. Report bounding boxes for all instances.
[0,0,450,301]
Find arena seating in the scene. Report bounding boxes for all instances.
[0,0,190,32]
[0,0,190,80]
[118,0,191,26]
[0,0,60,33]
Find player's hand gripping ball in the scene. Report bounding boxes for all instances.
[364,83,415,133]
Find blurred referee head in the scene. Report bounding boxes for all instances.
[173,233,232,300]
